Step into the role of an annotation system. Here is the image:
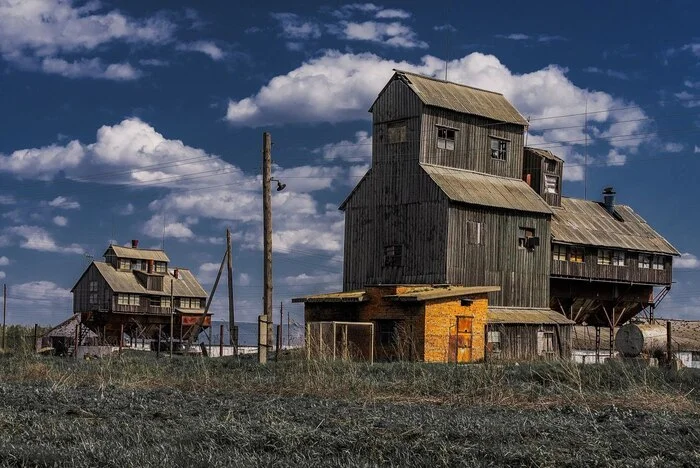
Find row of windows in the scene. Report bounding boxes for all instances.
[552,245,666,269]
[115,295,202,308]
[118,258,167,273]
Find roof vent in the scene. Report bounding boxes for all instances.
[602,187,616,215]
[131,239,139,249]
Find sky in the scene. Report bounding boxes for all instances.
[0,0,699,326]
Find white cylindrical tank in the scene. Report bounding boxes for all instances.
[615,323,667,357]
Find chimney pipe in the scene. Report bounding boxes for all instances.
[131,239,139,249]
[148,259,154,274]
[174,268,179,279]
[603,187,616,214]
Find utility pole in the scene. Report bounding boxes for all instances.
[260,131,273,364]
[226,228,236,354]
[169,279,174,358]
[2,284,6,350]
[276,301,283,361]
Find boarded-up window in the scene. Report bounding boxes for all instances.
[652,256,665,270]
[490,137,507,160]
[570,247,584,263]
[553,244,567,261]
[467,221,482,245]
[544,175,558,194]
[437,127,456,150]
[537,331,555,355]
[388,121,407,143]
[638,254,651,269]
[384,244,403,267]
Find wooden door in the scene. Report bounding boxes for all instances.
[456,316,473,363]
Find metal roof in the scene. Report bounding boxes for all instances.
[552,197,679,255]
[291,291,368,303]
[385,285,501,302]
[524,146,563,162]
[488,308,574,325]
[105,245,170,262]
[421,164,553,215]
[92,262,207,298]
[43,314,98,339]
[391,70,529,126]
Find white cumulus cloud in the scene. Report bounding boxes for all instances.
[5,225,83,254]
[335,21,427,48]
[675,253,700,269]
[47,196,81,210]
[0,256,9,266]
[176,41,225,61]
[52,215,68,227]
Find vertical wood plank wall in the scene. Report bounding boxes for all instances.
[73,264,113,314]
[446,205,551,308]
[419,107,525,179]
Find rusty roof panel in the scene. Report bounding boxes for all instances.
[395,71,529,126]
[488,308,575,325]
[386,285,500,302]
[421,164,553,215]
[552,198,679,255]
[291,291,368,303]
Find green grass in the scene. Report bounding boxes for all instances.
[0,352,698,467]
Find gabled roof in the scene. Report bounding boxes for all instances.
[421,164,553,215]
[524,146,564,163]
[488,308,575,325]
[104,245,170,262]
[378,70,528,126]
[552,198,679,255]
[339,167,371,211]
[89,262,207,298]
[42,314,99,339]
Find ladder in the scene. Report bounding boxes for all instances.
[68,326,91,357]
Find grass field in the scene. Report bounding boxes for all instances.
[0,352,698,467]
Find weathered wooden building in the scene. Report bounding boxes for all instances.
[342,70,678,325]
[71,240,210,344]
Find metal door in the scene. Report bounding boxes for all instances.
[455,316,473,363]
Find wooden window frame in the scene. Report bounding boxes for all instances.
[467,221,482,245]
[436,126,456,150]
[518,227,535,249]
[89,280,98,292]
[612,250,626,267]
[652,255,665,270]
[155,262,167,273]
[546,160,557,173]
[569,247,584,263]
[119,258,130,270]
[377,320,399,346]
[544,174,559,194]
[552,244,567,262]
[638,254,651,269]
[489,136,508,160]
[597,249,612,265]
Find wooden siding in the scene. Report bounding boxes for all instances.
[73,263,113,314]
[522,150,563,207]
[446,205,551,308]
[486,323,571,361]
[343,163,449,291]
[419,107,525,178]
[550,244,672,285]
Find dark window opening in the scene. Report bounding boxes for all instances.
[377,320,399,346]
[546,160,557,172]
[518,227,537,249]
[384,244,403,267]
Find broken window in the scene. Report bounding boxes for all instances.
[638,254,651,269]
[388,121,407,143]
[490,137,507,160]
[546,160,557,172]
[384,244,403,267]
[487,331,501,353]
[537,330,555,356]
[552,244,567,261]
[544,174,559,194]
[518,227,536,249]
[437,126,456,150]
[569,247,584,263]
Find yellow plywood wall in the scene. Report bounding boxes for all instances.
[423,294,488,363]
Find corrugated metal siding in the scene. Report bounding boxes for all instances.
[394,71,528,125]
[447,205,551,308]
[552,198,678,255]
[421,164,552,215]
[420,107,526,179]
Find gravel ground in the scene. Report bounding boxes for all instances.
[0,382,697,467]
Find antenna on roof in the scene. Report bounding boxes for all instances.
[443,1,452,81]
[584,98,588,201]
